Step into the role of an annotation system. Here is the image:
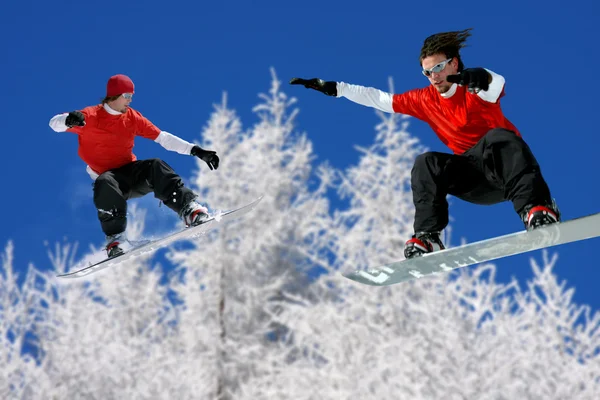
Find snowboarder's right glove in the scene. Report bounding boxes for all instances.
[446,68,490,93]
[191,145,219,170]
[289,78,337,97]
[65,111,85,127]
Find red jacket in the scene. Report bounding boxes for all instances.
[66,105,161,174]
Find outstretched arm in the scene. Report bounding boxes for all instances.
[336,82,394,113]
[154,131,195,155]
[155,132,219,170]
[289,78,395,113]
[133,110,220,170]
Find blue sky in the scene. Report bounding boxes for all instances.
[2,0,599,308]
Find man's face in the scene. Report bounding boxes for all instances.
[108,93,133,113]
[421,54,459,94]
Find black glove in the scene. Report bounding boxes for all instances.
[446,68,490,93]
[191,145,219,170]
[289,78,337,96]
[65,111,85,127]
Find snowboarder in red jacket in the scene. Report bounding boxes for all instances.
[49,74,219,258]
[290,28,560,259]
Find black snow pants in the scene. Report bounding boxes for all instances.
[93,158,196,236]
[411,128,553,233]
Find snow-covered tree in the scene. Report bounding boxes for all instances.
[165,67,337,398]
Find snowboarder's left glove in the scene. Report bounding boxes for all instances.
[191,145,219,170]
[446,68,490,93]
[289,78,337,96]
[65,111,85,127]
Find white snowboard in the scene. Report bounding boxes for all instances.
[56,196,263,279]
[343,212,600,286]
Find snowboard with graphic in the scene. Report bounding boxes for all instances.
[343,212,600,286]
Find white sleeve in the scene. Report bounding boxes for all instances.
[49,113,69,132]
[478,69,505,103]
[336,82,395,113]
[155,131,195,155]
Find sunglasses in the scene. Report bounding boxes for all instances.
[422,58,453,77]
[122,93,133,99]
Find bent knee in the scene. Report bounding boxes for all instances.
[147,158,173,171]
[94,172,117,188]
[413,152,443,171]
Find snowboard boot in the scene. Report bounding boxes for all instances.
[404,231,445,259]
[105,232,127,258]
[179,199,209,227]
[520,199,560,231]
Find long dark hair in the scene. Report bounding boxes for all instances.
[419,28,472,72]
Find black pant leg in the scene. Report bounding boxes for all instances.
[93,164,136,236]
[477,128,553,214]
[411,152,463,232]
[130,158,197,215]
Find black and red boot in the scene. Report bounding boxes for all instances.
[105,232,127,258]
[520,199,560,231]
[180,199,210,227]
[404,231,445,259]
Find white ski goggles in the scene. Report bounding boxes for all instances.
[422,58,453,77]
[122,93,133,99]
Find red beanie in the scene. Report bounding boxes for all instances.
[106,74,135,97]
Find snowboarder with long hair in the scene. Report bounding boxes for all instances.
[290,28,560,259]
